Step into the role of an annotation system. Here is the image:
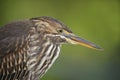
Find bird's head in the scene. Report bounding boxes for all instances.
[30,16,102,50]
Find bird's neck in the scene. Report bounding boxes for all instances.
[27,33,61,80]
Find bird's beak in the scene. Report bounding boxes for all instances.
[62,32,103,50]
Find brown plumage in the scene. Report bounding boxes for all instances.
[0,16,102,80]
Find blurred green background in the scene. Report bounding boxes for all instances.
[0,0,119,80]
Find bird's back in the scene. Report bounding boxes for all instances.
[0,20,33,80]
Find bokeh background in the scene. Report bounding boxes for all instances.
[0,0,119,80]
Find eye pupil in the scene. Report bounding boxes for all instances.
[59,29,63,33]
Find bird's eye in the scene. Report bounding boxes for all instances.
[57,29,63,33]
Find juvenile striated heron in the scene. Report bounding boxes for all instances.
[0,16,102,80]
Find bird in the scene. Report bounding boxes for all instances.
[0,16,102,80]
